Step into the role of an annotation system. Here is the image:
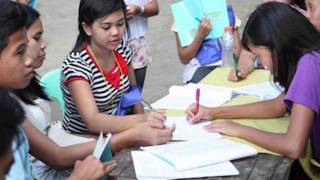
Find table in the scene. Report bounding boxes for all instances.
[109,148,292,180]
[110,68,293,179]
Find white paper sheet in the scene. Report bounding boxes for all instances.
[164,117,221,141]
[233,82,283,100]
[141,139,257,171]
[151,84,233,110]
[132,151,239,180]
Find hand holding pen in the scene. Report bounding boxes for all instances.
[195,17,212,39]
[185,88,211,124]
[228,54,245,81]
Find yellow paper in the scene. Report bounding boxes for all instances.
[166,109,186,117]
[221,96,289,155]
[200,68,272,88]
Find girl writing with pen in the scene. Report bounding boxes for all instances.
[187,2,320,179]
[228,0,310,81]
[172,5,242,84]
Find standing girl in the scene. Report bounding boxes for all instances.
[125,0,159,89]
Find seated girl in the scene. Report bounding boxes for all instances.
[7,4,116,180]
[61,0,174,150]
[228,0,310,81]
[187,2,320,178]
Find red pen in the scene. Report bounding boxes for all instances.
[195,88,200,115]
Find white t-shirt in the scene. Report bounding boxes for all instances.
[125,0,150,39]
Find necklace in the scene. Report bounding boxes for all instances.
[84,43,125,113]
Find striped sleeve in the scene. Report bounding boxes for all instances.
[62,52,91,84]
[116,39,132,65]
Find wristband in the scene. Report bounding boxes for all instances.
[139,5,144,15]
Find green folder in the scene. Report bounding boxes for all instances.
[171,0,229,46]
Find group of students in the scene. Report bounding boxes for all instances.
[0,0,319,179]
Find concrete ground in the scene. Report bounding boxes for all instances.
[36,0,263,119]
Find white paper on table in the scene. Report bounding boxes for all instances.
[233,82,283,100]
[151,84,233,110]
[48,121,94,147]
[164,117,221,141]
[132,151,239,180]
[141,138,257,171]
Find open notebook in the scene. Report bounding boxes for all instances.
[151,82,282,110]
[132,151,239,179]
[164,117,221,141]
[141,138,257,171]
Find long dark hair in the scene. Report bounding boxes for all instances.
[242,2,320,91]
[13,5,50,105]
[0,88,25,157]
[0,1,27,54]
[72,0,129,52]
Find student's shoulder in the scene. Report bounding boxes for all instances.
[64,49,91,67]
[299,51,320,67]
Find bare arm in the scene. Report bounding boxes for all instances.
[205,103,314,159]
[210,93,287,119]
[111,120,175,152]
[68,80,145,133]
[175,18,212,64]
[126,0,159,20]
[22,120,95,170]
[187,93,287,123]
[140,0,159,17]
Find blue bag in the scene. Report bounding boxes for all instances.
[196,5,236,66]
[115,85,142,116]
[196,38,222,65]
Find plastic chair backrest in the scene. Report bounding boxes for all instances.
[40,68,65,111]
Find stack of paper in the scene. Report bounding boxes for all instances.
[151,84,233,110]
[132,151,239,180]
[142,138,257,171]
[164,117,221,141]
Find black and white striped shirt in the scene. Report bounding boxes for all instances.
[61,41,132,134]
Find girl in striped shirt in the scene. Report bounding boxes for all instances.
[61,0,174,152]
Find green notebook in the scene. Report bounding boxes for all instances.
[171,0,229,47]
[93,132,112,180]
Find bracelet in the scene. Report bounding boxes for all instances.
[139,5,144,15]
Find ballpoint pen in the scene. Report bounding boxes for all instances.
[195,88,200,115]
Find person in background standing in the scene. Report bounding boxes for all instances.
[125,0,159,89]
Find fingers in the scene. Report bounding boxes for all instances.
[148,110,167,121]
[103,160,117,174]
[74,160,81,169]
[148,120,165,129]
[157,125,175,137]
[186,103,196,118]
[228,69,238,81]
